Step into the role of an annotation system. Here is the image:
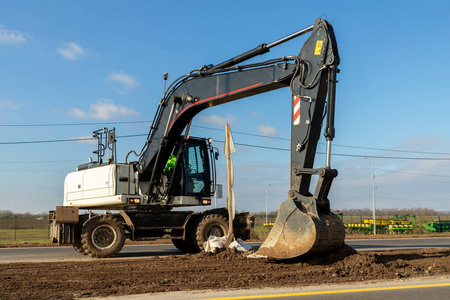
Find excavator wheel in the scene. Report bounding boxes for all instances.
[171,216,203,253]
[81,215,126,258]
[73,226,87,255]
[73,237,87,255]
[195,214,229,251]
[252,198,345,260]
[171,238,198,253]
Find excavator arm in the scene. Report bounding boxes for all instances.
[137,18,345,259]
[140,62,296,182]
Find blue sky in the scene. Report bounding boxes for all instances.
[1,0,450,214]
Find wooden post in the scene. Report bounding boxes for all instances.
[225,123,234,246]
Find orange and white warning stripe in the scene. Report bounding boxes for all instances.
[293,96,300,125]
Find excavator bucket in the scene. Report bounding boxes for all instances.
[251,198,345,260]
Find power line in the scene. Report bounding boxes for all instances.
[332,196,450,202]
[0,159,80,164]
[337,167,450,178]
[2,122,450,159]
[331,143,450,156]
[377,196,450,202]
[193,125,287,140]
[0,134,147,145]
[0,170,72,172]
[2,133,450,161]
[328,153,450,161]
[0,121,151,127]
[3,121,450,156]
[376,168,450,178]
[193,125,450,156]
[213,140,450,161]
[0,137,94,145]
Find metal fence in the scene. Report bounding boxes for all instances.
[1,214,450,243]
[0,218,50,243]
[342,215,450,225]
[0,218,48,229]
[254,214,450,235]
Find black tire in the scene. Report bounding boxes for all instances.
[73,238,88,255]
[81,215,125,258]
[195,214,229,251]
[171,220,201,253]
[73,227,87,255]
[73,242,86,254]
[171,238,197,253]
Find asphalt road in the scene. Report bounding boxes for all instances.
[110,277,450,300]
[0,237,449,263]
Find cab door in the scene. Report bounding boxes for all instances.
[182,139,213,197]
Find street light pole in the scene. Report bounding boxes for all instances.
[266,184,271,224]
[365,157,376,235]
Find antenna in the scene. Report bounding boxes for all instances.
[162,72,169,97]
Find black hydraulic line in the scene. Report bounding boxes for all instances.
[324,66,337,168]
[209,24,314,71]
[209,44,270,71]
[266,25,314,48]
[325,66,337,141]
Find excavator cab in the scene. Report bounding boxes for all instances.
[182,138,215,197]
[166,137,217,206]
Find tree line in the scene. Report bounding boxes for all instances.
[252,207,449,217]
[0,210,49,220]
[2,207,449,220]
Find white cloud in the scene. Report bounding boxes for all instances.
[69,98,140,120]
[56,42,86,60]
[250,110,263,118]
[0,29,25,44]
[198,114,236,127]
[390,136,442,153]
[68,107,87,118]
[106,71,139,90]
[0,100,20,110]
[70,135,97,145]
[256,125,278,137]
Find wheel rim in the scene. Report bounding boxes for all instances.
[205,224,226,239]
[91,224,117,250]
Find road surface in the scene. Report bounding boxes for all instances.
[0,237,449,263]
[105,277,450,300]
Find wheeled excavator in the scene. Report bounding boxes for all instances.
[49,18,345,259]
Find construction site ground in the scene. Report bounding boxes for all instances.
[1,236,450,299]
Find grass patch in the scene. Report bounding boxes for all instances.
[0,228,51,244]
[253,218,272,240]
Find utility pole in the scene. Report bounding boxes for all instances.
[265,184,271,224]
[365,157,376,235]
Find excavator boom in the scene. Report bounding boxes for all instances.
[139,18,345,259]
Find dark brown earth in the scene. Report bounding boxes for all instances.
[0,239,173,248]
[2,233,449,248]
[1,245,450,299]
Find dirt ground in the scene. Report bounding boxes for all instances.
[2,233,449,248]
[1,245,450,299]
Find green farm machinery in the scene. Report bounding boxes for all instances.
[423,220,450,232]
[345,215,414,234]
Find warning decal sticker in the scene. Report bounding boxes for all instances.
[293,96,300,125]
[314,40,323,55]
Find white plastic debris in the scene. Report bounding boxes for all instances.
[203,235,227,252]
[228,238,252,252]
[203,236,253,253]
[246,253,267,259]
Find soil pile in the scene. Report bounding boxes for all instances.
[1,246,449,299]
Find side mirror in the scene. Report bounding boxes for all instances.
[215,152,219,160]
[108,130,116,143]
